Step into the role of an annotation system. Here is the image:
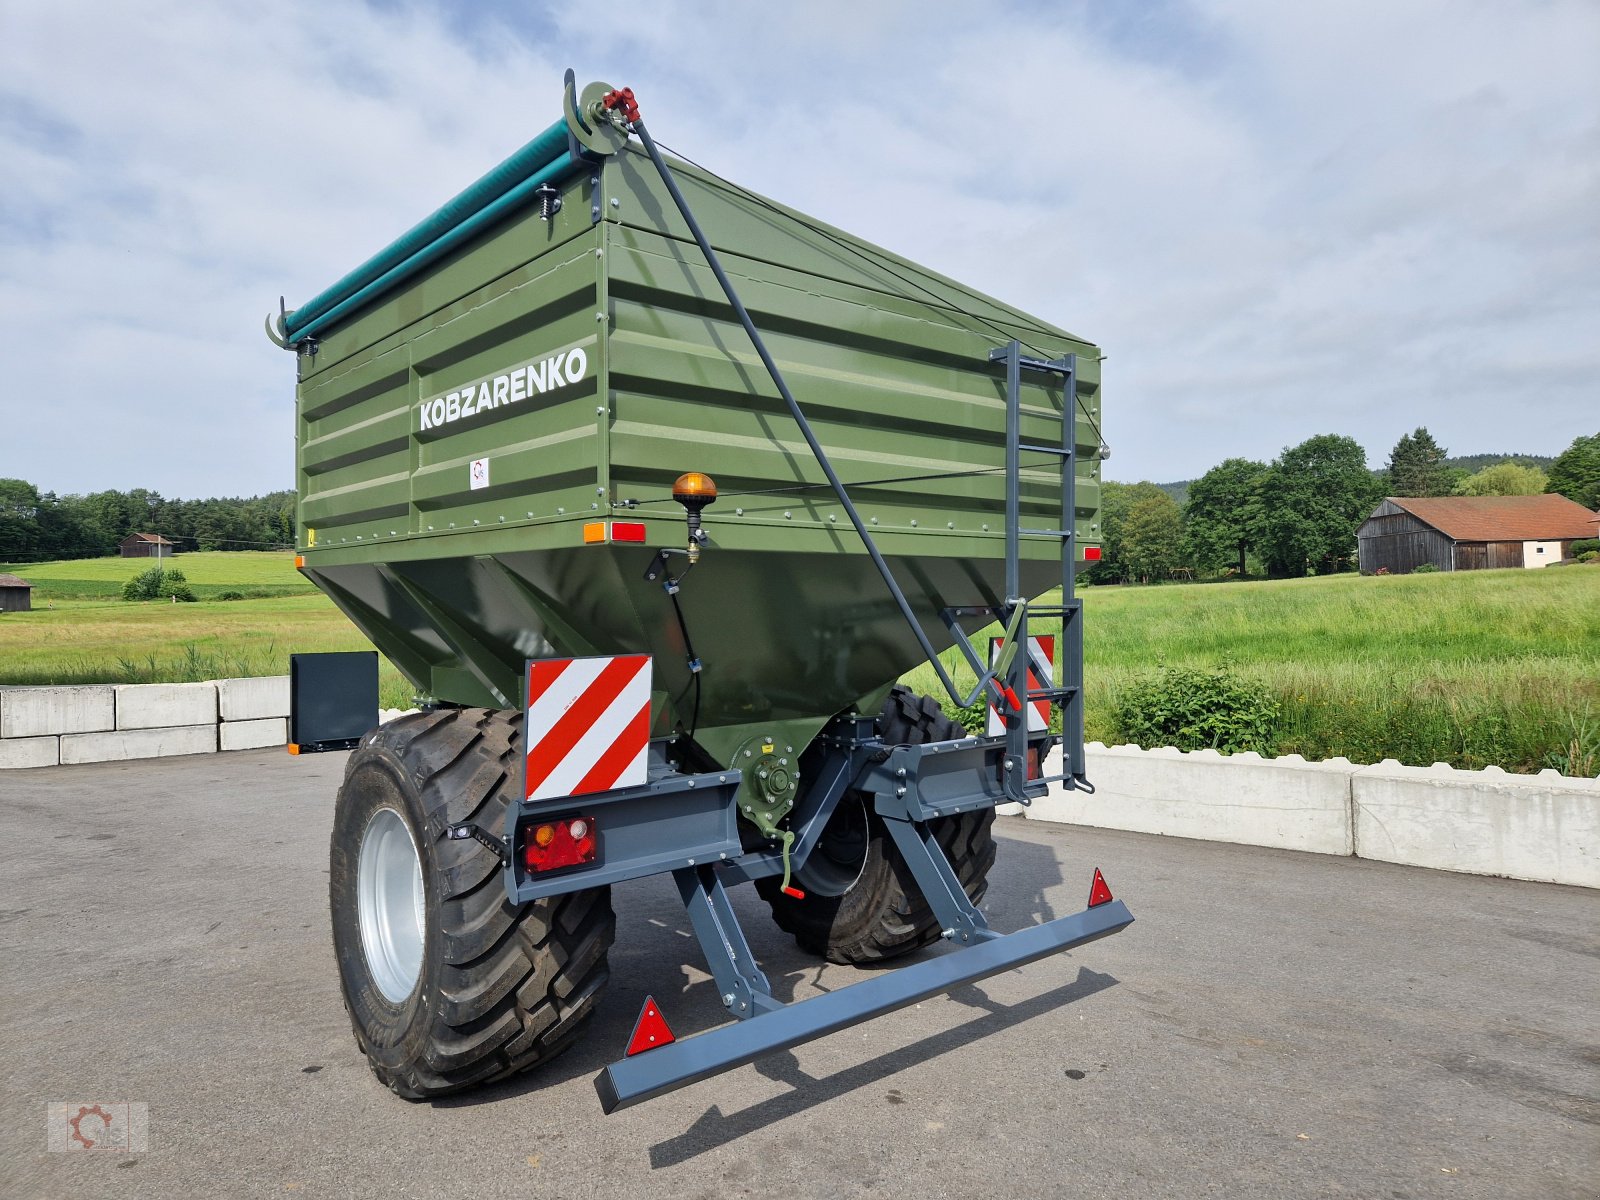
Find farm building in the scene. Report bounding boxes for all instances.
[0,574,33,612]
[119,533,179,559]
[1357,494,1600,574]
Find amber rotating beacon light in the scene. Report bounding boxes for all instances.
[672,472,717,564]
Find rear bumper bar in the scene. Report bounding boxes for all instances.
[595,897,1133,1114]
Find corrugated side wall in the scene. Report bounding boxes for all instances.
[599,147,1102,559]
[295,170,607,554]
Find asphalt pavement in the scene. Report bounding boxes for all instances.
[1,750,1595,1199]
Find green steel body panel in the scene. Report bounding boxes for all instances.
[293,139,1102,767]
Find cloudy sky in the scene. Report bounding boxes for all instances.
[2,0,1596,499]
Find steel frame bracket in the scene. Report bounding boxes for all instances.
[588,726,1131,1115]
[675,865,782,1020]
[504,755,742,904]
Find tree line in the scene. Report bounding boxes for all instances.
[1084,429,1600,584]
[0,479,295,563]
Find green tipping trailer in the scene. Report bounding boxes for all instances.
[274,75,1129,1112]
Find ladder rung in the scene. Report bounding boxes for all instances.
[1026,686,1079,701]
[1026,604,1080,616]
[1019,443,1071,457]
[1020,528,1069,537]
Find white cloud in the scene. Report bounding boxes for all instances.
[1,0,1595,497]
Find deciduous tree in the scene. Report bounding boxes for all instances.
[1453,461,1548,496]
[1546,432,1600,510]
[1184,458,1266,575]
[1081,480,1167,584]
[1254,434,1382,577]
[1122,492,1188,583]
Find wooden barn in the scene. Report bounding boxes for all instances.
[119,533,179,559]
[1358,494,1600,574]
[0,574,33,612]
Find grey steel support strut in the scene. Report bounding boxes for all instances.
[629,119,1005,715]
[596,896,1134,1113]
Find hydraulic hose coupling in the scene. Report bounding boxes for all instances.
[672,472,717,564]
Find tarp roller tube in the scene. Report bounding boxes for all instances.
[284,117,571,338]
[288,150,583,344]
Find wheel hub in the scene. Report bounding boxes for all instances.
[795,793,870,897]
[357,807,425,1003]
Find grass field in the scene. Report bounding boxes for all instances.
[2,554,1596,773]
[0,551,314,600]
[0,594,413,703]
[904,565,1600,775]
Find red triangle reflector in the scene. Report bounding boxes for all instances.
[1087,867,1113,908]
[625,995,676,1057]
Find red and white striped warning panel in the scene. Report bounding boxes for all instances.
[986,635,1055,736]
[524,655,652,802]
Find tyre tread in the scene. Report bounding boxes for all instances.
[332,707,615,1100]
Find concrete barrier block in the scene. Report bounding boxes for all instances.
[220,717,288,752]
[1352,763,1600,888]
[1028,744,1357,856]
[0,686,115,737]
[0,735,60,769]
[60,725,217,765]
[214,676,290,722]
[115,682,218,730]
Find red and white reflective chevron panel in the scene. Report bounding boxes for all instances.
[986,635,1055,736]
[524,655,652,802]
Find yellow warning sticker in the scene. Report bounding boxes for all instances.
[761,742,774,754]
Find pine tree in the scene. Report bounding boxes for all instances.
[1386,427,1452,497]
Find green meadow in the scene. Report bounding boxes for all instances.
[3,553,1596,773]
[0,550,315,601]
[904,566,1600,775]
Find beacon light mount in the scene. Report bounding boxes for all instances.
[672,472,717,564]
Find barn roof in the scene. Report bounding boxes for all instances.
[0,574,33,588]
[122,532,176,545]
[1378,495,1599,541]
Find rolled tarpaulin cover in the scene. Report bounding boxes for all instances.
[284,117,571,338]
[286,151,582,345]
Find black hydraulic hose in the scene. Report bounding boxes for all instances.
[668,587,702,738]
[631,120,999,712]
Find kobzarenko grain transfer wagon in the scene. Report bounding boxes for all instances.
[268,73,1131,1113]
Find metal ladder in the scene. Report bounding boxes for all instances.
[937,340,1090,801]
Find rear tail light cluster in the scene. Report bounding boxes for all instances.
[524,815,598,872]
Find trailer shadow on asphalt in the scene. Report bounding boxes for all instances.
[427,828,1091,1154]
[645,966,1120,1168]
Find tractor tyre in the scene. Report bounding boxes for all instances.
[329,706,615,1099]
[757,686,997,965]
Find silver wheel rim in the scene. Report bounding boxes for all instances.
[357,807,425,1003]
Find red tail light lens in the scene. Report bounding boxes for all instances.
[523,816,598,872]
